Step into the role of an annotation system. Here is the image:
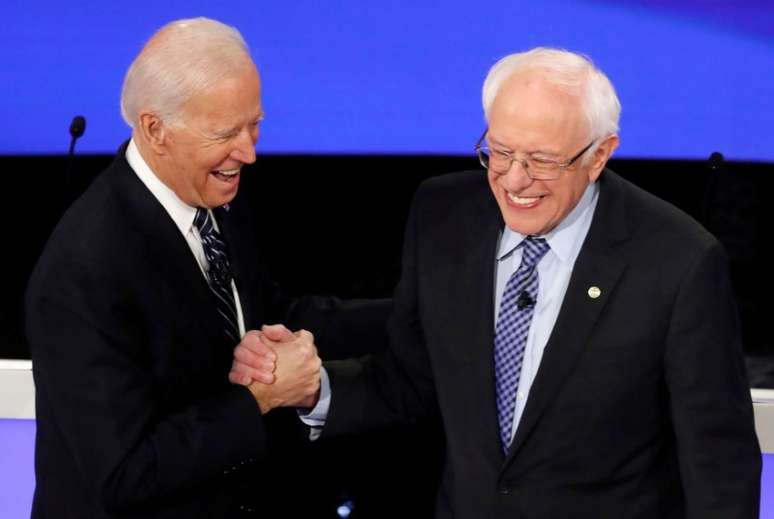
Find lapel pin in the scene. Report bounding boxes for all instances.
[587,286,601,299]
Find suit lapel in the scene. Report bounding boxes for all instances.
[503,171,631,465]
[213,203,255,330]
[455,183,505,467]
[110,145,227,348]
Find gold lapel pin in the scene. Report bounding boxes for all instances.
[587,286,601,299]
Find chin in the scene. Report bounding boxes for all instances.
[503,217,548,237]
[201,196,232,210]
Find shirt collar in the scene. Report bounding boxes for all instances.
[125,138,198,236]
[496,180,600,264]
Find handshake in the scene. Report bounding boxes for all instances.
[229,324,322,414]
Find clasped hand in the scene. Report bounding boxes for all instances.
[229,324,321,414]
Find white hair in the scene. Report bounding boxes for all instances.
[482,47,621,144]
[120,17,251,128]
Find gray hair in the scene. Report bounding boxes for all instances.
[482,48,621,143]
[120,17,251,128]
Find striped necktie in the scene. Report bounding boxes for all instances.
[493,236,550,454]
[194,208,240,344]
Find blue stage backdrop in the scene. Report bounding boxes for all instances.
[2,2,773,159]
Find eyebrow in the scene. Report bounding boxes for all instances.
[211,127,237,139]
[489,138,562,158]
[210,112,265,139]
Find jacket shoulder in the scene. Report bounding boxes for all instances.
[605,171,718,250]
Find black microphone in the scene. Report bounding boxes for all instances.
[708,151,724,171]
[64,115,87,209]
[516,290,535,310]
[68,115,86,156]
[701,150,724,228]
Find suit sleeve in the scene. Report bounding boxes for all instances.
[664,241,761,518]
[322,190,439,436]
[283,296,393,360]
[26,255,267,513]
[224,195,393,361]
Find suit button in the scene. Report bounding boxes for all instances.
[498,486,510,495]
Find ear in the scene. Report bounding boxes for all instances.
[587,134,619,182]
[137,110,168,155]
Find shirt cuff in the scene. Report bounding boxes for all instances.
[297,367,331,440]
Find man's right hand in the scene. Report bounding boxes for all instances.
[230,325,322,414]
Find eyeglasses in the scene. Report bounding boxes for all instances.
[475,129,594,180]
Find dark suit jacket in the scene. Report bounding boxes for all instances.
[324,170,761,519]
[25,144,390,518]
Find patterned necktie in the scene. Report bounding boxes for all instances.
[494,236,550,453]
[194,208,240,344]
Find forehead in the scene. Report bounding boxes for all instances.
[181,64,262,127]
[488,72,588,151]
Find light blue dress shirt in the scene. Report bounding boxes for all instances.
[495,181,599,443]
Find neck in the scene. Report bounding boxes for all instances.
[132,130,179,197]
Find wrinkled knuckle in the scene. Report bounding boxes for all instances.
[299,344,313,358]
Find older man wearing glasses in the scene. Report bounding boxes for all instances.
[234,47,760,518]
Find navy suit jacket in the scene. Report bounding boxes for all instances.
[26,143,390,518]
[324,170,761,518]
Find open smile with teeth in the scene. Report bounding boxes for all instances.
[507,191,543,206]
[212,168,240,182]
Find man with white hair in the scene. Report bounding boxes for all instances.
[234,47,761,517]
[26,17,388,518]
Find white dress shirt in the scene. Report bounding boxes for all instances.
[125,139,246,337]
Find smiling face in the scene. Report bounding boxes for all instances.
[486,71,615,236]
[143,60,263,209]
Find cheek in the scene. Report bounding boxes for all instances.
[488,173,508,202]
[487,173,498,194]
[211,149,238,169]
[196,150,230,174]
[552,175,589,217]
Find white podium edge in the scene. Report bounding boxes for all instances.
[1,359,774,453]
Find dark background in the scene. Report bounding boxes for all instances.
[1,152,772,517]
[2,152,770,362]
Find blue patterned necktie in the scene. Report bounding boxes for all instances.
[494,236,550,454]
[194,208,240,344]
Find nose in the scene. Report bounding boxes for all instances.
[231,126,257,164]
[499,159,534,191]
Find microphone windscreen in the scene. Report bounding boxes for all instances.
[69,115,86,139]
[708,151,724,170]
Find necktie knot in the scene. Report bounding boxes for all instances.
[194,209,232,285]
[194,208,213,238]
[519,237,550,270]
